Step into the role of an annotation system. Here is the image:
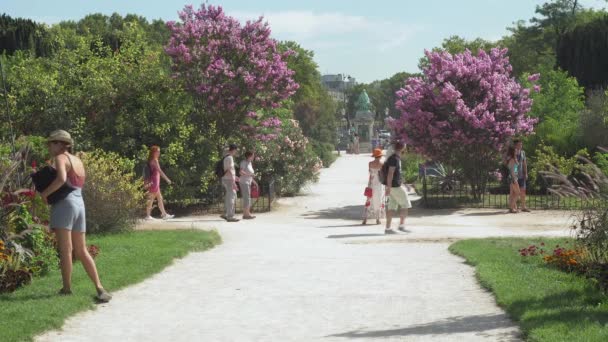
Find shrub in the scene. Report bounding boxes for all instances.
[80,150,144,234]
[529,144,593,193]
[311,140,337,168]
[401,152,425,183]
[240,116,322,197]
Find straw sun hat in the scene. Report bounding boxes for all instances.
[47,130,73,146]
[371,148,384,158]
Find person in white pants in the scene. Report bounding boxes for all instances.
[221,144,240,222]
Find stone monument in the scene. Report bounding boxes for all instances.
[352,89,375,153]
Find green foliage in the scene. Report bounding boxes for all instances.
[523,68,585,157]
[241,117,322,196]
[311,140,337,168]
[281,41,339,152]
[581,90,608,151]
[23,226,57,277]
[530,143,597,193]
[401,152,425,183]
[0,14,53,56]
[500,1,602,77]
[593,151,608,176]
[366,72,415,120]
[557,14,608,89]
[80,150,144,234]
[419,35,497,70]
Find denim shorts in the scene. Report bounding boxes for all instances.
[50,188,86,232]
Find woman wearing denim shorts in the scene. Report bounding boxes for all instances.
[41,130,112,302]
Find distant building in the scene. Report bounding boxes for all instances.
[321,74,356,92]
[321,74,356,105]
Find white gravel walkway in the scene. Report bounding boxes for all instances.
[36,154,572,342]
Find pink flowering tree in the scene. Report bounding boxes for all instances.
[165,4,299,146]
[391,48,539,197]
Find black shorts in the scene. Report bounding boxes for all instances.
[517,178,526,190]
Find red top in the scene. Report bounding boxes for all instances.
[65,154,85,188]
[67,168,85,188]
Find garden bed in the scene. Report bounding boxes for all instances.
[450,238,608,342]
[0,230,221,342]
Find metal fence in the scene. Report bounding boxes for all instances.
[420,174,603,210]
[165,180,277,216]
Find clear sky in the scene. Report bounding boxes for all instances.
[3,0,607,83]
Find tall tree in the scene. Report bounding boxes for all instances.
[165,4,298,146]
[0,14,53,56]
[282,41,339,148]
[392,48,538,197]
[557,15,608,89]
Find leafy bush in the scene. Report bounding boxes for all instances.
[239,113,322,197]
[580,90,608,151]
[80,150,144,234]
[311,140,336,168]
[521,68,585,158]
[529,144,592,193]
[401,152,425,183]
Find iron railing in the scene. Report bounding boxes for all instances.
[420,174,604,210]
[165,180,277,216]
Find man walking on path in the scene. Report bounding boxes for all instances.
[222,144,240,222]
[384,141,412,234]
[514,139,530,212]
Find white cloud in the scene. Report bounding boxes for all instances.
[234,11,370,38]
[233,10,420,52]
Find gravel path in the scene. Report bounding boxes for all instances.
[37,154,572,342]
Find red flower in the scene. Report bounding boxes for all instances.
[31,160,37,169]
[21,190,36,199]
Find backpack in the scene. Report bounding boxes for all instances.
[379,160,389,186]
[214,156,228,178]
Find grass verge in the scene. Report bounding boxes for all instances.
[449,238,608,342]
[0,230,221,342]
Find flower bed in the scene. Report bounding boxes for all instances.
[518,241,608,291]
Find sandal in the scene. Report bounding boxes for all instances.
[243,215,256,220]
[96,288,112,303]
[58,288,72,296]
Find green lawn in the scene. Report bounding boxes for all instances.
[0,230,221,342]
[450,238,608,342]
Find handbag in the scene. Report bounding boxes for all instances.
[251,183,260,198]
[30,166,75,205]
[364,187,373,197]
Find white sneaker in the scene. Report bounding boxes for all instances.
[145,216,157,221]
[162,214,175,220]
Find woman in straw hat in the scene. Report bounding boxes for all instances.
[40,130,112,302]
[362,148,385,225]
